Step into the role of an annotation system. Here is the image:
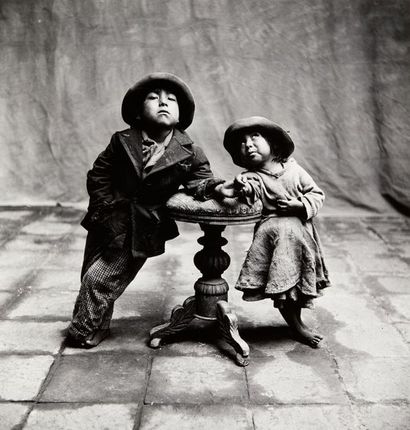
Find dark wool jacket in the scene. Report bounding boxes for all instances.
[80,127,220,275]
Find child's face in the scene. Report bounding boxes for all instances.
[239,131,272,168]
[141,88,180,128]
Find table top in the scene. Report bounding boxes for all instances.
[166,191,262,225]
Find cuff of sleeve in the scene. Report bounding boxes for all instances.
[198,178,225,200]
[300,196,315,220]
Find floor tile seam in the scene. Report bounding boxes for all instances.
[246,351,410,359]
[139,400,352,406]
[364,224,392,244]
[28,399,142,405]
[60,350,153,357]
[6,399,392,408]
[321,340,357,409]
[0,277,47,318]
[8,216,84,259]
[134,355,154,430]
[315,319,410,337]
[0,351,63,357]
[340,254,408,325]
[0,236,78,317]
[358,269,410,277]
[15,342,65,429]
[32,346,66,404]
[0,226,80,317]
[153,352,233,358]
[0,315,71,320]
[11,206,80,229]
[0,210,48,248]
[392,322,410,345]
[0,306,71,320]
[364,221,410,243]
[363,283,410,340]
[2,351,236,357]
[319,349,406,426]
[0,400,39,405]
[349,399,410,406]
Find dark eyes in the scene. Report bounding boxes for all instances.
[146,92,177,101]
[241,133,261,144]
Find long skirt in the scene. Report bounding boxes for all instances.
[235,216,330,308]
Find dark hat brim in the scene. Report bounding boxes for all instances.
[121,72,195,130]
[223,116,295,167]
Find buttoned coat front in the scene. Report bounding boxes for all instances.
[80,127,216,275]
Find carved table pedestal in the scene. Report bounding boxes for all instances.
[149,192,262,366]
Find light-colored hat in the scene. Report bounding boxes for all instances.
[121,72,195,130]
[223,116,295,167]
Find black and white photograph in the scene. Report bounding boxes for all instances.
[0,0,409,428]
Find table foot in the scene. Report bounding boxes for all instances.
[149,296,196,348]
[217,301,250,366]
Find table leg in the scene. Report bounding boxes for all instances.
[217,301,250,367]
[149,296,196,348]
[149,223,249,366]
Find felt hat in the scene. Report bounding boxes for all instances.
[223,116,295,167]
[121,72,195,130]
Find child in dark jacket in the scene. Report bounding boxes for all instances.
[67,73,223,348]
[216,116,330,347]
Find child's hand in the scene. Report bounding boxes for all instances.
[276,196,306,217]
[214,180,238,198]
[234,174,253,196]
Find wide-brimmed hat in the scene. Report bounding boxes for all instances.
[223,116,295,167]
[121,72,195,130]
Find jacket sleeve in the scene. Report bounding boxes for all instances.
[183,146,224,200]
[86,134,117,209]
[297,166,325,220]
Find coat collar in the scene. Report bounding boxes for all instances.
[146,129,192,177]
[118,128,193,179]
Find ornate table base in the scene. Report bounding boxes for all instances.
[149,224,250,366]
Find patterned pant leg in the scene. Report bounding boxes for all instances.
[68,248,146,339]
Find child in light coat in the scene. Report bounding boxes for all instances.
[216,116,330,347]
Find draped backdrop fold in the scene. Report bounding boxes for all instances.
[1,0,409,214]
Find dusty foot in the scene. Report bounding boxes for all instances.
[298,321,323,341]
[296,316,323,342]
[292,326,323,348]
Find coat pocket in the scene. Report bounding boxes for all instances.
[82,204,130,240]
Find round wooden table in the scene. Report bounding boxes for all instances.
[149,191,262,366]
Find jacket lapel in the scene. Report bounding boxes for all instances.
[118,128,144,178]
[145,129,193,178]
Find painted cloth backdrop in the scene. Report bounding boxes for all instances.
[1,0,409,214]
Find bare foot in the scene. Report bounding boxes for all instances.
[279,304,323,348]
[293,326,323,348]
[298,320,323,340]
[296,310,323,342]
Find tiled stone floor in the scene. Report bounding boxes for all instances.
[0,206,409,429]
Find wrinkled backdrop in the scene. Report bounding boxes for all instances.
[1,0,409,214]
